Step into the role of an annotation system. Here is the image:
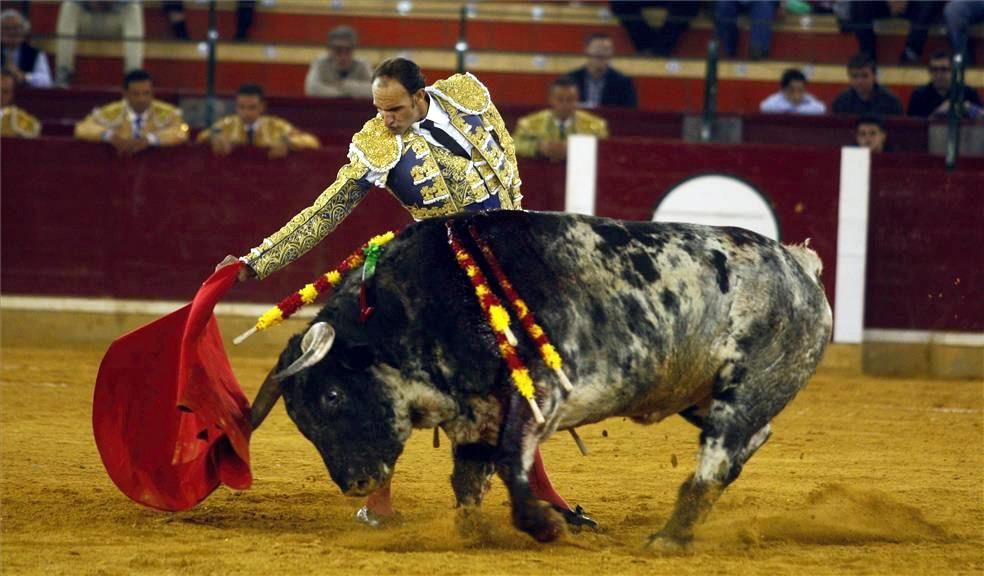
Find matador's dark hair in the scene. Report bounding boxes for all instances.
[372,58,426,94]
[237,83,266,99]
[123,69,153,89]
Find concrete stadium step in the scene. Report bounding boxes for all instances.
[30,35,984,114]
[23,1,983,65]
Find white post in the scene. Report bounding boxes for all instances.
[834,147,871,343]
[564,134,598,216]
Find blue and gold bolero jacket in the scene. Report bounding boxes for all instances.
[243,72,522,279]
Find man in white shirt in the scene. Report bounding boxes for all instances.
[759,68,826,115]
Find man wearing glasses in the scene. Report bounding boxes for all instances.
[566,32,638,108]
[304,25,373,100]
[907,50,982,118]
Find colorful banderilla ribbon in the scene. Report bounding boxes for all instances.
[446,222,545,425]
[233,231,396,345]
[467,225,574,395]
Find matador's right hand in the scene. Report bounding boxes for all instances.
[216,255,255,282]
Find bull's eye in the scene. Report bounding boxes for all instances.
[321,389,341,410]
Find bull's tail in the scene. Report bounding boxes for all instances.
[785,239,824,284]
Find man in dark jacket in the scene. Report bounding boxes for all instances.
[0,9,51,88]
[907,50,982,118]
[832,53,903,116]
[566,32,638,108]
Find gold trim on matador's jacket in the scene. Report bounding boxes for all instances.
[0,105,42,138]
[74,99,189,145]
[242,72,524,279]
[513,108,608,159]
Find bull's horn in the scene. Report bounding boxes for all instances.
[250,367,282,430]
[273,322,336,381]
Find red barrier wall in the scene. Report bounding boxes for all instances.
[2,137,980,332]
[594,138,842,314]
[17,87,948,154]
[593,138,984,332]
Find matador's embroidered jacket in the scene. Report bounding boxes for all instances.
[512,108,608,159]
[196,114,320,150]
[0,105,41,138]
[74,99,189,145]
[242,72,523,279]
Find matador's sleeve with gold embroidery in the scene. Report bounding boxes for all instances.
[240,158,372,278]
[484,100,522,209]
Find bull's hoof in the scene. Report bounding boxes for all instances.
[455,506,494,541]
[645,531,694,555]
[515,501,566,543]
[354,505,398,528]
[552,504,599,531]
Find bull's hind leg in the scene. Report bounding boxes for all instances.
[649,361,787,551]
[496,398,565,543]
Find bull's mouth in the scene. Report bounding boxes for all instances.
[339,463,393,497]
[342,477,382,497]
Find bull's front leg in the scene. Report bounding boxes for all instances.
[496,396,565,543]
[450,443,497,506]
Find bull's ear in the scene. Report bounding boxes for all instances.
[339,344,374,371]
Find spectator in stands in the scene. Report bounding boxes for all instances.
[610,1,700,57]
[759,68,826,114]
[161,1,255,41]
[513,76,608,162]
[854,114,888,153]
[197,84,320,158]
[944,1,984,65]
[0,69,41,138]
[907,50,983,118]
[839,1,942,64]
[1,9,52,88]
[832,53,903,116]
[567,32,638,108]
[216,57,592,532]
[74,69,188,155]
[714,0,780,61]
[304,25,373,99]
[55,1,145,87]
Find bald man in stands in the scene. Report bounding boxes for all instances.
[75,69,188,155]
[513,76,608,162]
[197,83,319,158]
[0,69,41,138]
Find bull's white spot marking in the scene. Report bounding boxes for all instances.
[695,436,731,483]
[740,424,772,461]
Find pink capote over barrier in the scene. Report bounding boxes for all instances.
[93,262,252,511]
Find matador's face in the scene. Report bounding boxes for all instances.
[372,78,426,136]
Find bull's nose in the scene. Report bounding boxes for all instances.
[342,477,379,497]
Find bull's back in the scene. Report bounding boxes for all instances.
[394,211,830,424]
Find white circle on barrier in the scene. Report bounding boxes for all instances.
[652,174,780,241]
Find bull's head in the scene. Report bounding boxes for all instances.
[250,321,453,497]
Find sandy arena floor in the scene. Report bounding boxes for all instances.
[1,343,981,575]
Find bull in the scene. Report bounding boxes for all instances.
[250,210,832,549]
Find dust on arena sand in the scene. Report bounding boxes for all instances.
[1,344,981,575]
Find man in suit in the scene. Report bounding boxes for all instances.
[0,9,52,88]
[514,76,609,161]
[566,32,638,109]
